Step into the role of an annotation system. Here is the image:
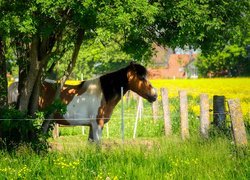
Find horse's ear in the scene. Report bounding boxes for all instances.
[129,61,136,71]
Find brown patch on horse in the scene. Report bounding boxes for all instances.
[96,96,121,128]
[60,82,86,105]
[39,82,57,109]
[39,81,87,124]
[60,87,77,105]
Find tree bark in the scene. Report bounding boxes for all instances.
[17,33,56,114]
[18,35,41,113]
[28,69,42,115]
[28,35,55,115]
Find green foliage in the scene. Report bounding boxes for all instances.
[43,99,67,118]
[62,30,133,79]
[193,1,250,76]
[151,0,250,53]
[2,0,249,80]
[0,107,48,152]
[0,99,66,151]
[196,44,250,76]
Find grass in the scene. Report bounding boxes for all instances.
[2,78,250,179]
[0,136,249,179]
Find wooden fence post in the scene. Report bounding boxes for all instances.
[126,90,131,106]
[227,99,248,147]
[200,94,210,138]
[152,99,159,123]
[179,90,189,140]
[82,126,85,135]
[106,122,109,138]
[161,88,171,136]
[53,123,59,138]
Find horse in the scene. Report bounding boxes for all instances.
[10,62,158,142]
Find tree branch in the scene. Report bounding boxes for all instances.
[60,28,85,88]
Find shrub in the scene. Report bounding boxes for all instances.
[0,107,48,152]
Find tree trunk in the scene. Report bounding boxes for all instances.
[28,68,42,115]
[18,35,41,113]
[0,37,8,108]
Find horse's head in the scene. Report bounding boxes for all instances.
[126,62,157,103]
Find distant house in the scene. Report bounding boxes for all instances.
[184,58,198,79]
[148,45,199,79]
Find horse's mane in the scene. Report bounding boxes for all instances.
[130,63,148,77]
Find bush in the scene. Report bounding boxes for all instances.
[0,107,49,152]
[0,99,67,152]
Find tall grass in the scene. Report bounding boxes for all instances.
[0,136,249,179]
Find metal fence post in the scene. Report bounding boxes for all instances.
[121,87,124,142]
[213,95,226,129]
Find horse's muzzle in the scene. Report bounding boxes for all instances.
[147,94,157,103]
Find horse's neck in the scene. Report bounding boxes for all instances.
[100,68,128,103]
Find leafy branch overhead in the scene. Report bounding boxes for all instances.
[0,0,249,113]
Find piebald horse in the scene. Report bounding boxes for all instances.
[12,62,158,142]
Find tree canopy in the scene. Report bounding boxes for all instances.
[196,2,250,77]
[0,0,249,111]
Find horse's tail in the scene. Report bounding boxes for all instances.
[8,82,18,105]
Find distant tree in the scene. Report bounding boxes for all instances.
[197,44,250,77]
[149,0,249,54]
[196,6,250,76]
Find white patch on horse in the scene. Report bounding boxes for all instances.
[63,78,103,125]
[151,87,157,96]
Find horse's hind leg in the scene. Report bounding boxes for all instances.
[88,125,94,142]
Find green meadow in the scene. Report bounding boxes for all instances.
[0,137,249,179]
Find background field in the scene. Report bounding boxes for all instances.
[1,78,250,179]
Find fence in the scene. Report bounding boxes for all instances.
[53,88,248,147]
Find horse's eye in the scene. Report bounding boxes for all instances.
[138,75,146,80]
